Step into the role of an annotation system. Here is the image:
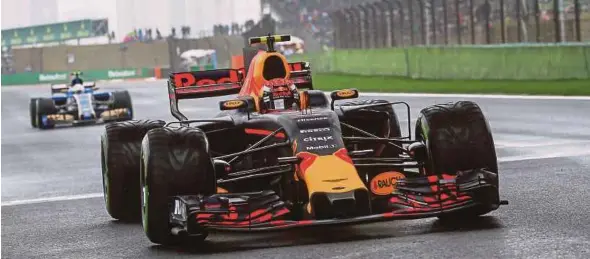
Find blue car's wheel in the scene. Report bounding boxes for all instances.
[111,91,133,121]
[35,98,57,130]
[29,98,39,128]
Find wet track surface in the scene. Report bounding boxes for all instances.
[2,80,590,258]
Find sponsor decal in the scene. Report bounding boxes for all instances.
[46,114,74,121]
[172,70,240,87]
[39,73,68,82]
[273,86,289,92]
[222,100,245,109]
[107,70,136,78]
[303,136,333,142]
[305,144,337,151]
[266,78,293,87]
[336,89,356,98]
[370,171,406,195]
[272,90,291,98]
[300,127,331,134]
[100,108,128,119]
[297,116,328,123]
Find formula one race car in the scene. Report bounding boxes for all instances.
[30,72,133,129]
[101,34,507,246]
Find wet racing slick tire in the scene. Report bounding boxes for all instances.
[111,90,133,121]
[338,99,402,157]
[416,101,499,220]
[101,119,165,221]
[29,98,39,128]
[35,98,58,129]
[140,127,216,245]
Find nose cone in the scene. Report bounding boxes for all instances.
[297,148,371,219]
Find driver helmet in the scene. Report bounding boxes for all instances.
[70,71,84,86]
[70,71,82,80]
[261,78,300,112]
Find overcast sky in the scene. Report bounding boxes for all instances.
[2,0,262,40]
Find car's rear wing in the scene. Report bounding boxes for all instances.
[168,69,243,121]
[51,84,69,94]
[51,82,97,94]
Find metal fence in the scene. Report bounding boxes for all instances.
[330,0,589,49]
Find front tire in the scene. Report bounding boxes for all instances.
[101,119,165,221]
[36,98,57,129]
[416,101,499,219]
[141,127,216,245]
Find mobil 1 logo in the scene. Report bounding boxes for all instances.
[302,129,338,151]
[305,143,337,151]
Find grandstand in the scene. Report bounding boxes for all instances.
[265,0,377,49]
[262,0,590,49]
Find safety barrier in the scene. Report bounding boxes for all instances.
[288,43,590,80]
[2,68,155,86]
[330,0,588,49]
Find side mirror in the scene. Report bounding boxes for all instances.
[83,82,97,89]
[213,159,231,179]
[219,97,256,117]
[237,69,245,82]
[219,99,248,111]
[330,88,359,110]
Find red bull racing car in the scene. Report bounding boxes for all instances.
[101,34,507,246]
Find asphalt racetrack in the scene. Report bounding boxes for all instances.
[2,80,590,258]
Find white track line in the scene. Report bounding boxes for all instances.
[494,139,590,148]
[1,193,103,207]
[498,150,590,163]
[357,92,590,100]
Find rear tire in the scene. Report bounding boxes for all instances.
[101,119,165,221]
[111,91,133,121]
[141,127,216,245]
[36,98,58,129]
[29,98,39,128]
[416,101,499,219]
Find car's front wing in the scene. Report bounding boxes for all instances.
[42,108,130,127]
[169,168,507,235]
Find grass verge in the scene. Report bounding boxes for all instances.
[313,73,590,96]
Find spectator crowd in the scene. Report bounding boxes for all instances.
[269,0,375,48]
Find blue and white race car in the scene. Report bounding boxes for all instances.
[29,78,133,129]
